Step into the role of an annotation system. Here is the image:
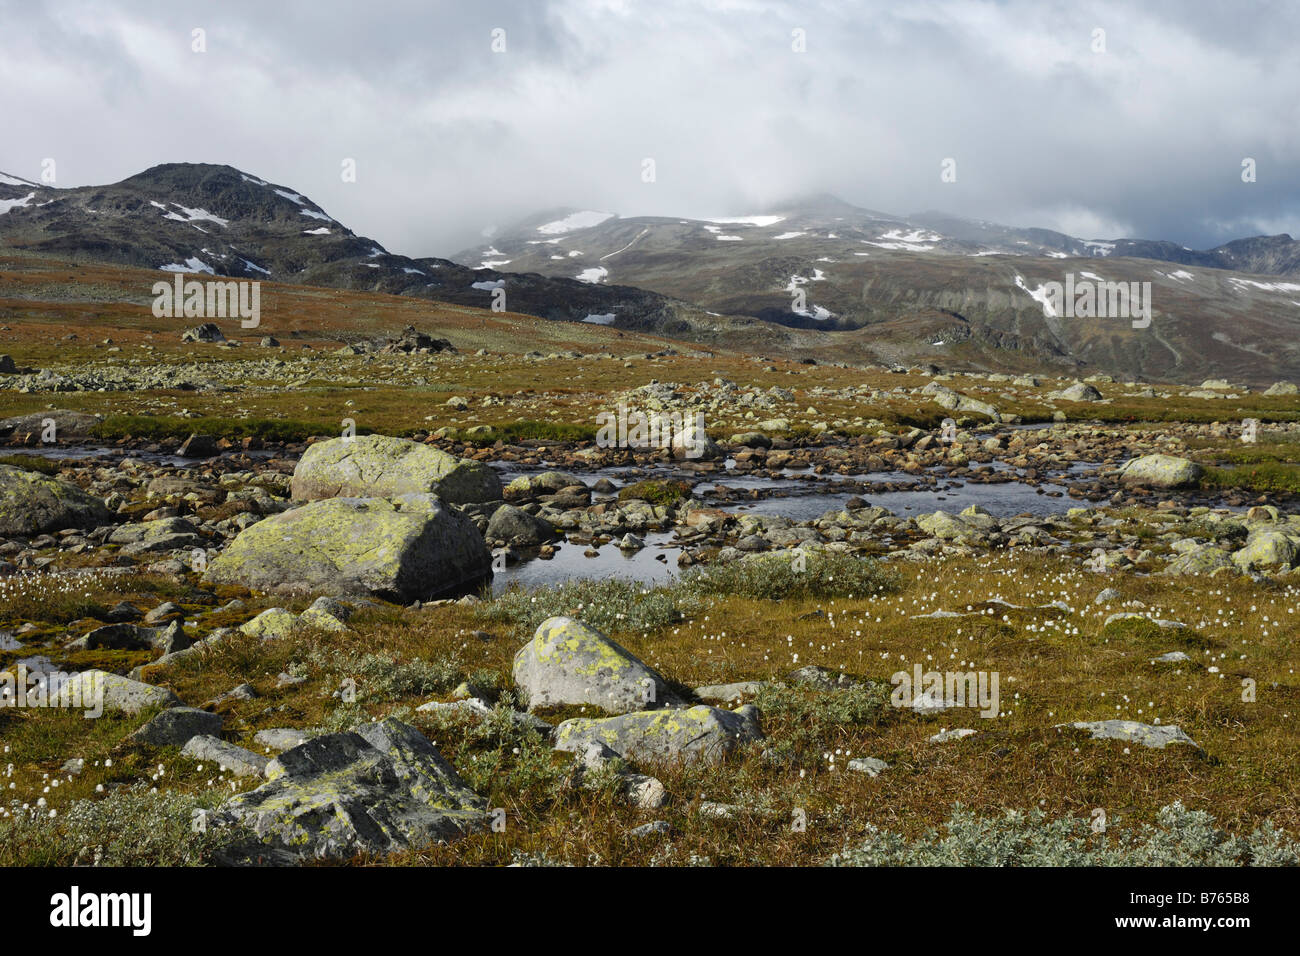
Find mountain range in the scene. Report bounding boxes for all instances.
[3,163,1300,385]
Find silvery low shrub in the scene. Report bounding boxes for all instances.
[828,802,1300,867]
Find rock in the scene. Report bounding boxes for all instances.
[297,597,352,632]
[108,517,203,556]
[928,728,977,744]
[788,665,862,690]
[928,386,1001,421]
[1162,546,1235,576]
[254,728,313,752]
[204,494,491,603]
[129,707,223,747]
[59,670,181,715]
[486,504,559,546]
[215,718,487,863]
[503,471,585,500]
[1103,612,1185,630]
[846,757,890,777]
[628,820,672,838]
[143,601,184,624]
[72,620,191,654]
[513,616,678,714]
[1049,382,1103,402]
[0,409,101,439]
[1152,651,1191,663]
[1061,720,1199,749]
[181,735,269,777]
[177,433,218,458]
[1232,531,1300,572]
[0,354,15,374]
[1094,588,1121,604]
[1118,454,1204,489]
[1263,381,1298,396]
[237,607,297,640]
[291,434,501,505]
[181,323,225,343]
[554,703,763,765]
[670,426,724,461]
[693,680,767,703]
[0,464,113,537]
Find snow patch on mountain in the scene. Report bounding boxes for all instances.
[537,211,615,235]
[159,257,215,275]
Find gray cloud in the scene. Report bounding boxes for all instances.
[2,0,1297,256]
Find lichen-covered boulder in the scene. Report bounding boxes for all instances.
[215,717,487,863]
[204,494,491,602]
[240,607,299,639]
[59,670,181,715]
[513,616,677,714]
[1232,531,1300,572]
[0,464,112,537]
[1162,546,1235,576]
[929,387,1001,421]
[554,704,764,765]
[291,434,502,505]
[1263,381,1298,396]
[1118,454,1204,489]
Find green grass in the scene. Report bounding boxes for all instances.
[460,421,599,445]
[0,454,61,475]
[91,415,374,443]
[617,479,692,505]
[682,551,901,601]
[1201,463,1300,496]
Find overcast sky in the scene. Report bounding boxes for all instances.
[3,0,1297,257]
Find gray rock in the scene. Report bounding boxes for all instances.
[291,434,502,505]
[0,464,113,537]
[486,504,559,546]
[129,707,222,747]
[1118,454,1204,489]
[846,756,890,777]
[215,717,488,863]
[693,680,767,703]
[513,616,677,714]
[181,735,270,777]
[253,728,313,751]
[554,703,764,765]
[59,670,181,715]
[1060,720,1199,749]
[204,494,491,603]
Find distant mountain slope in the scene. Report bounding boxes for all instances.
[4,165,1300,385]
[0,163,716,334]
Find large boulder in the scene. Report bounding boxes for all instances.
[927,385,1001,421]
[486,504,559,546]
[108,516,203,555]
[58,670,181,715]
[1264,381,1298,396]
[204,494,491,602]
[215,717,487,863]
[1048,382,1103,402]
[554,704,764,765]
[1118,454,1204,489]
[0,409,101,439]
[130,707,223,747]
[513,616,677,714]
[1060,720,1199,750]
[1232,531,1300,572]
[0,464,112,536]
[1162,546,1235,576]
[291,434,501,505]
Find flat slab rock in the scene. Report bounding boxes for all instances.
[554,703,763,766]
[214,717,488,864]
[1060,720,1200,750]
